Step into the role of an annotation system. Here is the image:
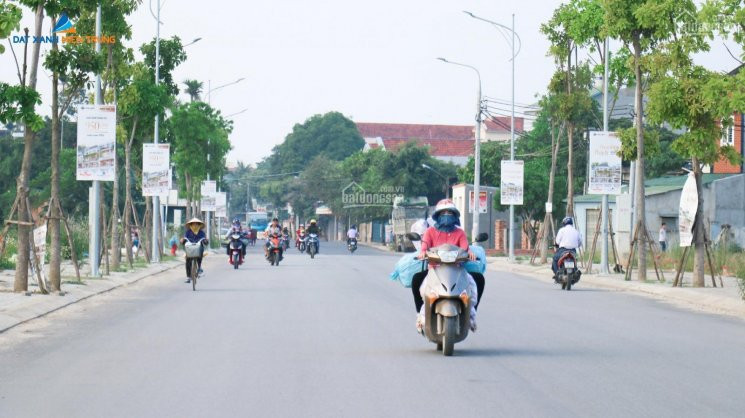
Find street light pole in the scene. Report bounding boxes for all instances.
[437,58,482,242]
[464,11,521,260]
[89,2,103,277]
[151,0,162,262]
[601,37,610,274]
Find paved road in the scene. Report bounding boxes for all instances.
[1,241,745,417]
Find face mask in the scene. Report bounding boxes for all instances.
[436,214,457,231]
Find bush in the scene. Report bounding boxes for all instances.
[61,218,88,262]
[0,234,17,270]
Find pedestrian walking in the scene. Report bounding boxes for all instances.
[132,230,140,258]
[658,223,668,252]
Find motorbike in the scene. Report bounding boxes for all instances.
[307,233,319,259]
[281,233,290,251]
[266,233,283,266]
[297,233,307,253]
[228,233,244,269]
[347,237,357,253]
[406,232,488,356]
[555,247,581,291]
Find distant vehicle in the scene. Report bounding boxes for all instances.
[391,196,428,252]
[247,211,268,238]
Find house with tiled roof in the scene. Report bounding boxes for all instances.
[480,116,525,142]
[357,122,475,166]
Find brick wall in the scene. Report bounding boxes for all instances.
[713,112,743,174]
[494,220,506,253]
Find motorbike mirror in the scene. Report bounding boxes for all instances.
[474,233,489,243]
[406,232,421,242]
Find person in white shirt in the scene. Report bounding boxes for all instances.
[552,217,583,275]
[346,225,359,244]
[658,223,668,252]
[410,215,434,251]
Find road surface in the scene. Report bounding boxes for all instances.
[1,242,744,417]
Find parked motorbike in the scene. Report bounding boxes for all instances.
[347,237,357,253]
[266,234,283,266]
[406,232,488,356]
[228,233,244,269]
[307,233,319,259]
[555,247,581,291]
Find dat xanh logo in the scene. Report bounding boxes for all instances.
[12,12,116,44]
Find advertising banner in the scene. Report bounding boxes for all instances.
[500,160,524,205]
[588,131,622,195]
[76,105,117,181]
[678,173,698,247]
[469,191,488,214]
[142,144,170,196]
[215,192,227,218]
[201,180,217,212]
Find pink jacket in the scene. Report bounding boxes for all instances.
[420,227,468,253]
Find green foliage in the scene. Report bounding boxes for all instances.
[140,36,187,96]
[0,1,22,54]
[265,112,364,174]
[0,84,44,131]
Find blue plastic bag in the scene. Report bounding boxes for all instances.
[390,253,427,288]
[464,245,487,274]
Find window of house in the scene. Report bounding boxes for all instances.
[721,115,735,146]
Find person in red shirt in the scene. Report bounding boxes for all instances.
[413,199,478,333]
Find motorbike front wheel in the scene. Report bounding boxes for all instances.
[233,253,240,269]
[442,316,457,356]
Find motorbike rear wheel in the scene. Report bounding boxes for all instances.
[566,274,572,291]
[442,316,456,356]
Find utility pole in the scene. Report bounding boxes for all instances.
[89,2,103,277]
[508,13,516,262]
[151,0,162,262]
[600,37,610,274]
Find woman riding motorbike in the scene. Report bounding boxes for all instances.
[415,199,479,333]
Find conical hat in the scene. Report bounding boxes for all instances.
[185,218,204,227]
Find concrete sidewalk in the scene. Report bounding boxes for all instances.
[488,257,745,319]
[0,259,183,334]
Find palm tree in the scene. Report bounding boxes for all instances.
[183,79,203,102]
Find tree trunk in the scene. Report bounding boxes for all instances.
[15,4,44,292]
[49,19,62,292]
[541,123,564,264]
[692,158,706,287]
[110,152,121,270]
[632,33,647,281]
[185,173,192,220]
[124,117,138,267]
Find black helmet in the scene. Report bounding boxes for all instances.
[562,217,574,226]
[351,224,357,229]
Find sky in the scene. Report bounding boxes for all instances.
[2,0,743,166]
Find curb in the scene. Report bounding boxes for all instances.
[487,258,745,319]
[0,261,182,334]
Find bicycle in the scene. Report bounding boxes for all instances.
[184,238,206,291]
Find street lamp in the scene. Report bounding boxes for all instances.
[422,163,451,198]
[183,37,202,47]
[225,108,249,118]
[437,57,482,243]
[203,77,245,244]
[464,11,521,262]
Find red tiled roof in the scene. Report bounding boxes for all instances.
[484,116,524,133]
[356,122,473,141]
[382,139,474,157]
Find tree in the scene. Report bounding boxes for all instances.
[183,79,203,102]
[168,101,232,220]
[264,112,364,174]
[603,0,679,280]
[140,36,187,96]
[646,2,742,286]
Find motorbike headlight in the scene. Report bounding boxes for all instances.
[436,250,459,263]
